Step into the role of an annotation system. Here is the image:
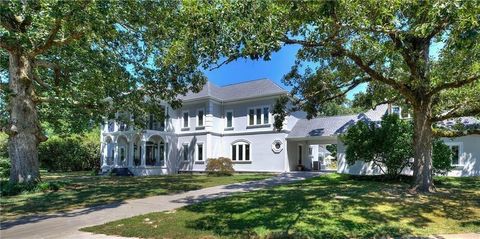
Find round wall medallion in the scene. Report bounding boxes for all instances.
[271,140,283,153]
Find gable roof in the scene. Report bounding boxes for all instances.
[287,104,389,139]
[178,78,288,102]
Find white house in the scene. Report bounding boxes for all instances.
[100,79,480,176]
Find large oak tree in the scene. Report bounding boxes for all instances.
[0,0,209,183]
[185,0,479,192]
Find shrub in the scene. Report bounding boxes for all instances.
[342,114,454,179]
[39,129,100,172]
[206,157,234,176]
[0,180,69,196]
[0,133,9,178]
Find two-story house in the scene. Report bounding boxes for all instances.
[100,79,480,176]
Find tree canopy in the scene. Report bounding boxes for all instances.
[0,0,214,183]
[181,0,479,192]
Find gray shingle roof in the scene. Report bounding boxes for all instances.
[287,104,389,139]
[437,117,480,128]
[178,78,287,102]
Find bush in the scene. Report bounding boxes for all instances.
[205,157,234,176]
[0,180,69,196]
[39,130,100,172]
[342,114,454,179]
[0,157,10,179]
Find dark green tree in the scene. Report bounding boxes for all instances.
[342,114,454,179]
[0,1,208,183]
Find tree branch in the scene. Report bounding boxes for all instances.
[338,48,415,102]
[429,74,480,96]
[432,107,480,122]
[319,78,369,103]
[282,36,327,47]
[433,128,480,137]
[29,15,83,57]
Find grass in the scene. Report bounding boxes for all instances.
[0,171,274,222]
[83,174,480,239]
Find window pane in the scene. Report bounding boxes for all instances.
[256,108,262,125]
[198,144,203,161]
[238,144,243,160]
[198,110,204,126]
[227,112,233,127]
[249,109,255,125]
[245,144,250,161]
[451,146,459,165]
[183,145,188,161]
[160,143,165,166]
[183,112,189,127]
[263,107,269,124]
[232,145,236,160]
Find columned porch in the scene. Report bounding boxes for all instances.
[101,130,176,175]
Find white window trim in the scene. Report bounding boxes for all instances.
[196,109,205,128]
[182,110,189,129]
[225,110,234,129]
[182,143,189,161]
[247,105,270,126]
[231,141,251,162]
[195,142,204,162]
[445,141,464,166]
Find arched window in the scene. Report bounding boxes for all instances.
[231,141,250,161]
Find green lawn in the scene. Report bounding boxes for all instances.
[0,171,274,222]
[83,174,480,239]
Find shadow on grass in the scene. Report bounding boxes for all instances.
[181,175,479,238]
[1,173,272,226]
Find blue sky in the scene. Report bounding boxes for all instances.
[203,45,367,100]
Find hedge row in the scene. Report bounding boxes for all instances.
[0,130,100,177]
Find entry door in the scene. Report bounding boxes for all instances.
[298,145,303,165]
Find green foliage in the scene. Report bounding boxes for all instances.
[432,139,455,175]
[343,114,413,178]
[0,180,69,196]
[205,157,234,176]
[0,1,214,135]
[326,144,337,158]
[0,133,9,178]
[39,130,100,172]
[343,114,454,178]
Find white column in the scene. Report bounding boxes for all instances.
[129,140,134,167]
[113,143,119,167]
[141,140,146,167]
[101,143,107,167]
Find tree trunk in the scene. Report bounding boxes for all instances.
[7,52,45,184]
[411,99,435,193]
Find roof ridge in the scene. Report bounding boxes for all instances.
[220,78,270,87]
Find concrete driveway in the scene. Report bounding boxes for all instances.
[1,172,322,239]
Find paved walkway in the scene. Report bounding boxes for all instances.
[1,172,322,239]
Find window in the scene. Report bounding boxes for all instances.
[226,111,233,128]
[232,141,250,161]
[263,107,269,124]
[308,146,313,156]
[248,107,270,126]
[446,142,463,166]
[197,109,204,127]
[183,111,189,128]
[392,106,401,116]
[249,109,255,125]
[197,143,203,161]
[183,144,189,161]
